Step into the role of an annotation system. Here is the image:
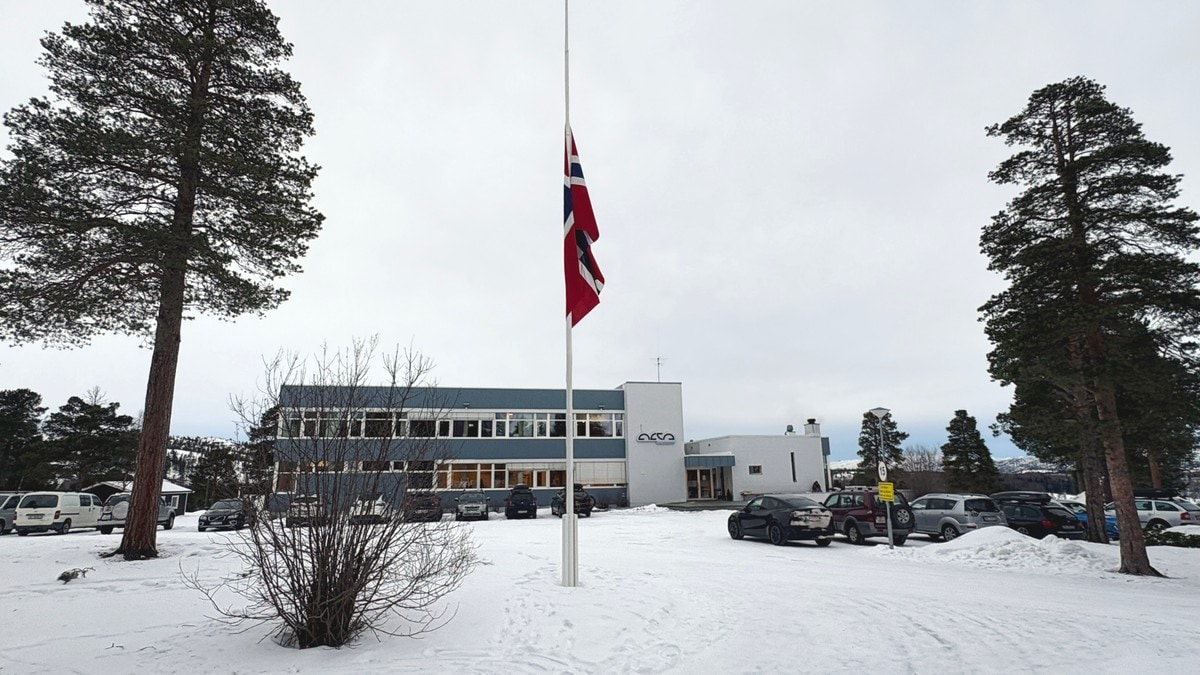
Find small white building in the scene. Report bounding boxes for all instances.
[684,420,830,500]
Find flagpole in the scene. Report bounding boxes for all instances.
[562,0,579,588]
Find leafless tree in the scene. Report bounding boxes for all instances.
[902,444,945,496]
[184,338,477,648]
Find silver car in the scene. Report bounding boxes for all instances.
[1105,498,1197,531]
[0,492,24,535]
[910,493,1007,541]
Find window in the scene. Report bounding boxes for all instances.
[362,460,391,472]
[409,419,436,437]
[363,412,394,437]
[748,465,763,475]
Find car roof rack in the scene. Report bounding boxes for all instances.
[1132,487,1179,499]
[990,491,1052,504]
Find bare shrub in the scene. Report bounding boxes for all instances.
[902,444,945,496]
[185,338,477,648]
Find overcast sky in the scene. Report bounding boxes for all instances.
[3,1,1199,461]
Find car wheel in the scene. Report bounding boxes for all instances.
[483,512,489,520]
[941,524,959,541]
[728,518,744,540]
[99,526,114,535]
[198,525,206,532]
[892,507,914,528]
[892,534,907,546]
[1016,526,1031,536]
[59,519,72,535]
[1146,520,1169,533]
[845,522,863,545]
[163,514,175,530]
[0,520,7,535]
[768,522,787,546]
[17,530,29,536]
[815,537,833,547]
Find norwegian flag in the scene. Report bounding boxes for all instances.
[564,127,604,326]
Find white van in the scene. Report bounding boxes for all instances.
[14,492,102,535]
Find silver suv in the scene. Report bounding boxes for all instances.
[910,493,1007,541]
[97,492,177,535]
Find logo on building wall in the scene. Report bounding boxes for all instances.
[636,432,676,445]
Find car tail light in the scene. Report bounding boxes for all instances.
[1042,520,1053,528]
[1182,512,1191,522]
[54,510,61,519]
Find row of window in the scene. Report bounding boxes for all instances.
[275,460,628,492]
[282,410,625,440]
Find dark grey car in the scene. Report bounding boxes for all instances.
[910,493,1007,541]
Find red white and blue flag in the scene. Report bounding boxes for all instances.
[564,127,604,326]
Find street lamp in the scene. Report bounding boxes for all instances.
[869,407,894,550]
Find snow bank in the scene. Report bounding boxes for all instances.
[878,525,1116,575]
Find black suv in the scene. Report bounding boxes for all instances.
[505,484,538,519]
[991,491,1084,540]
[823,489,915,545]
[401,493,443,522]
[551,484,596,517]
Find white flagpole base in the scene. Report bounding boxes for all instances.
[561,513,579,587]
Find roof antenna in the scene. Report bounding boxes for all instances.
[651,355,668,382]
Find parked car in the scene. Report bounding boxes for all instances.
[1104,497,1195,532]
[910,493,1007,541]
[1058,500,1120,540]
[822,489,915,545]
[504,484,538,520]
[401,493,443,522]
[992,492,1084,540]
[728,494,834,546]
[550,484,596,518]
[97,492,177,534]
[198,498,255,531]
[350,492,398,525]
[0,492,24,535]
[286,495,326,527]
[454,491,489,521]
[14,492,102,535]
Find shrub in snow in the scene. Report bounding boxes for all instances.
[185,340,477,648]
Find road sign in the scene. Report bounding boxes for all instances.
[877,462,888,482]
[878,482,894,502]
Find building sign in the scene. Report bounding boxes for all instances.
[636,432,676,445]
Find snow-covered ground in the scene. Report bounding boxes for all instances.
[4,508,1200,674]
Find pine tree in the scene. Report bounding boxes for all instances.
[981,76,1200,575]
[0,0,322,559]
[940,410,1001,494]
[189,442,241,509]
[0,389,53,490]
[856,411,908,481]
[41,392,137,489]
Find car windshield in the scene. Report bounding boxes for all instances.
[780,496,820,509]
[1060,502,1086,514]
[460,493,485,503]
[1045,507,1074,519]
[212,499,242,510]
[964,498,1000,513]
[105,494,131,506]
[19,494,58,509]
[1177,501,1200,513]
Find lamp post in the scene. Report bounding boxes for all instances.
[869,407,894,550]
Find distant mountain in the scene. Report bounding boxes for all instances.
[829,456,1070,474]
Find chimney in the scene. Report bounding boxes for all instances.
[803,418,820,436]
[784,424,796,435]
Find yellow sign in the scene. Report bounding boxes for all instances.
[878,482,895,502]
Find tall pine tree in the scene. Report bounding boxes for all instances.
[0,389,52,490]
[981,76,1200,575]
[940,410,1001,495]
[856,410,908,482]
[0,0,323,559]
[42,392,138,489]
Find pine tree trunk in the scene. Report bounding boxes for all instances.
[1079,432,1109,543]
[1147,448,1162,489]
[115,266,186,559]
[1094,380,1161,576]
